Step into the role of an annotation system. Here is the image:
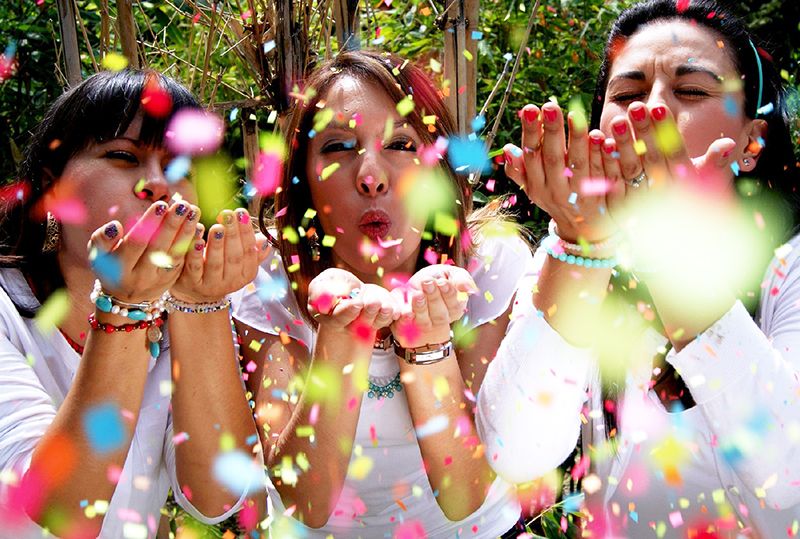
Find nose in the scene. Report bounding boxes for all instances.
[138,157,171,202]
[355,152,389,197]
[646,81,672,110]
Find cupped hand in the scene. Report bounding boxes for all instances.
[170,208,271,303]
[307,269,401,335]
[389,264,476,348]
[503,102,619,243]
[88,200,200,303]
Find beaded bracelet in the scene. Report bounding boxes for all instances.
[91,280,168,321]
[88,314,165,357]
[542,235,617,268]
[548,220,623,253]
[165,293,230,314]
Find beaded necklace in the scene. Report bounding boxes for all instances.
[59,329,85,355]
[367,372,402,399]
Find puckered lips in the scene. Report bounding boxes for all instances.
[358,209,391,240]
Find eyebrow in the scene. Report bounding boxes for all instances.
[674,64,722,81]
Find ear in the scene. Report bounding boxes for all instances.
[740,119,767,172]
[41,167,58,191]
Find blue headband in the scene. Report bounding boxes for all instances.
[748,39,764,117]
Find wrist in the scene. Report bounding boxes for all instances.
[393,330,454,366]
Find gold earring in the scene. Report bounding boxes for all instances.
[42,212,61,254]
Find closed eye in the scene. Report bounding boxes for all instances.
[609,92,645,104]
[104,150,138,163]
[384,137,417,152]
[675,88,710,99]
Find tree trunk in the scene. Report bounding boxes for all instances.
[56,0,82,86]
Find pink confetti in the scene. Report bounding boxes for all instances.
[173,432,190,445]
[370,425,377,447]
[668,510,683,528]
[486,179,495,192]
[348,397,358,411]
[283,504,296,516]
[580,178,612,196]
[309,403,319,425]
[353,497,367,515]
[165,109,225,155]
[253,150,282,196]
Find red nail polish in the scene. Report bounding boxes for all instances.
[651,106,667,121]
[590,135,603,146]
[503,149,513,163]
[722,147,735,158]
[523,108,538,123]
[603,143,615,154]
[613,122,627,136]
[631,106,646,122]
[543,108,557,123]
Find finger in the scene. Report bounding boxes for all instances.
[255,233,271,263]
[693,137,738,195]
[649,105,692,183]
[437,277,466,322]
[503,144,527,191]
[235,208,259,280]
[627,102,668,186]
[519,104,544,194]
[204,224,226,282]
[88,221,124,285]
[182,236,206,282]
[118,201,168,266]
[540,103,568,192]
[609,116,645,190]
[133,200,192,273]
[566,110,590,184]
[218,210,243,281]
[168,204,201,268]
[588,130,606,183]
[420,278,449,326]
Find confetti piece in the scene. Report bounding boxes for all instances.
[101,53,129,71]
[140,75,172,118]
[348,457,373,479]
[213,450,262,496]
[429,58,441,73]
[149,251,174,270]
[84,403,126,454]
[633,139,647,155]
[397,96,415,117]
[415,415,448,439]
[173,432,190,445]
[756,103,774,115]
[320,162,340,180]
[165,109,225,155]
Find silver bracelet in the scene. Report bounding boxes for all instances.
[165,293,231,314]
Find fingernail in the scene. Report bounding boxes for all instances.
[223,213,234,226]
[176,203,188,216]
[214,230,224,240]
[722,147,735,158]
[603,143,615,155]
[613,122,627,136]
[439,282,451,293]
[104,224,118,239]
[422,280,435,293]
[651,106,667,121]
[630,106,646,123]
[503,149,513,163]
[237,210,249,223]
[590,135,603,146]
[416,296,426,306]
[262,239,270,250]
[543,108,557,123]
[155,204,167,217]
[195,226,203,237]
[194,242,204,251]
[523,108,538,123]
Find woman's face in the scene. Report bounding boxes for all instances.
[305,75,429,282]
[599,20,761,169]
[51,112,195,264]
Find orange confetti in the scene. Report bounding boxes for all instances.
[420,6,431,15]
[395,499,407,511]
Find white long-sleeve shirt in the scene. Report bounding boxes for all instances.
[477,235,800,538]
[0,268,249,538]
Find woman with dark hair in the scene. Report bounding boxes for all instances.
[480,0,800,536]
[0,69,267,537]
[231,51,558,537]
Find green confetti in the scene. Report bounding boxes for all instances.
[321,235,336,248]
[463,50,473,61]
[433,212,458,236]
[396,96,414,117]
[193,155,237,230]
[313,108,335,133]
[282,227,299,244]
[134,178,146,195]
[296,426,314,437]
[568,96,587,131]
[35,288,69,332]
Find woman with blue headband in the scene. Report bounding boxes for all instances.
[480,0,800,536]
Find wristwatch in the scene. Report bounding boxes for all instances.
[393,332,454,365]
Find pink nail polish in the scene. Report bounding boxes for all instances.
[194,242,204,251]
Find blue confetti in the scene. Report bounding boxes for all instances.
[213,450,262,496]
[415,415,449,439]
[568,192,578,204]
[308,129,316,139]
[229,108,239,122]
[292,176,300,184]
[730,161,740,176]
[448,137,491,174]
[263,40,275,53]
[91,251,122,288]
[84,403,125,454]
[471,31,483,40]
[164,155,191,183]
[503,52,513,61]
[471,115,486,133]
[723,95,738,117]
[756,102,774,115]
[371,35,386,45]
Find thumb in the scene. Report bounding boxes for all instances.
[689,138,738,199]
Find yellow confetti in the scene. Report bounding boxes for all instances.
[34,288,69,332]
[320,162,340,180]
[432,376,450,401]
[248,340,263,352]
[149,251,174,269]
[463,50,473,61]
[484,291,494,303]
[654,119,682,156]
[396,96,414,117]
[220,432,235,452]
[633,139,647,155]
[430,58,442,73]
[348,456,373,479]
[313,108,335,133]
[101,53,129,71]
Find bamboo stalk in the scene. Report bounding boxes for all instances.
[199,2,219,101]
[56,0,82,86]
[116,0,140,67]
[73,4,99,72]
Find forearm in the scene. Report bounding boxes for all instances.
[401,354,494,521]
[26,315,151,536]
[533,251,613,348]
[169,309,259,518]
[268,329,372,528]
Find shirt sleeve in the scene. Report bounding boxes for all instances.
[667,236,800,509]
[476,265,592,485]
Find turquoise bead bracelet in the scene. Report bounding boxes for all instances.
[543,235,617,268]
[91,280,167,321]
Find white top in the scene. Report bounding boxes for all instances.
[476,235,800,538]
[232,233,535,538]
[0,269,246,538]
